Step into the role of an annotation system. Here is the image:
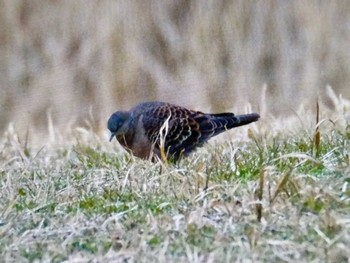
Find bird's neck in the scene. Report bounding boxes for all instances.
[116,113,135,149]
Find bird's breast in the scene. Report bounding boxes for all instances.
[117,117,155,160]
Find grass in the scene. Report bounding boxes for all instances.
[2,2,350,261]
[2,1,350,138]
[0,118,349,262]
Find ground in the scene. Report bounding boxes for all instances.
[0,115,349,263]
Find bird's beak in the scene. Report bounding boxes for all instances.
[109,133,116,142]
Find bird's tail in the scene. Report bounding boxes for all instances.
[230,113,260,127]
[209,112,260,135]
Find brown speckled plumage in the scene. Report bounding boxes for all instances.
[108,101,260,161]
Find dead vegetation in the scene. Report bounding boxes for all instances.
[0,95,349,262]
[1,1,350,262]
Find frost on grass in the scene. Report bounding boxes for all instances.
[0,102,350,262]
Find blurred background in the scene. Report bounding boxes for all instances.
[1,1,350,144]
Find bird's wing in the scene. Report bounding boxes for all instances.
[141,104,223,158]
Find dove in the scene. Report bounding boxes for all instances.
[108,101,259,161]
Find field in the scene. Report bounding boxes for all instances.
[1,99,349,262]
[1,1,350,142]
[1,1,350,262]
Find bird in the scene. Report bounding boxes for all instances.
[108,101,260,162]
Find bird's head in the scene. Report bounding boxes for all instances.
[107,111,131,142]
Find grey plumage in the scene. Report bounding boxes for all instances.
[108,101,260,161]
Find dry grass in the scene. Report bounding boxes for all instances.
[1,1,350,145]
[1,95,349,262]
[1,1,350,262]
